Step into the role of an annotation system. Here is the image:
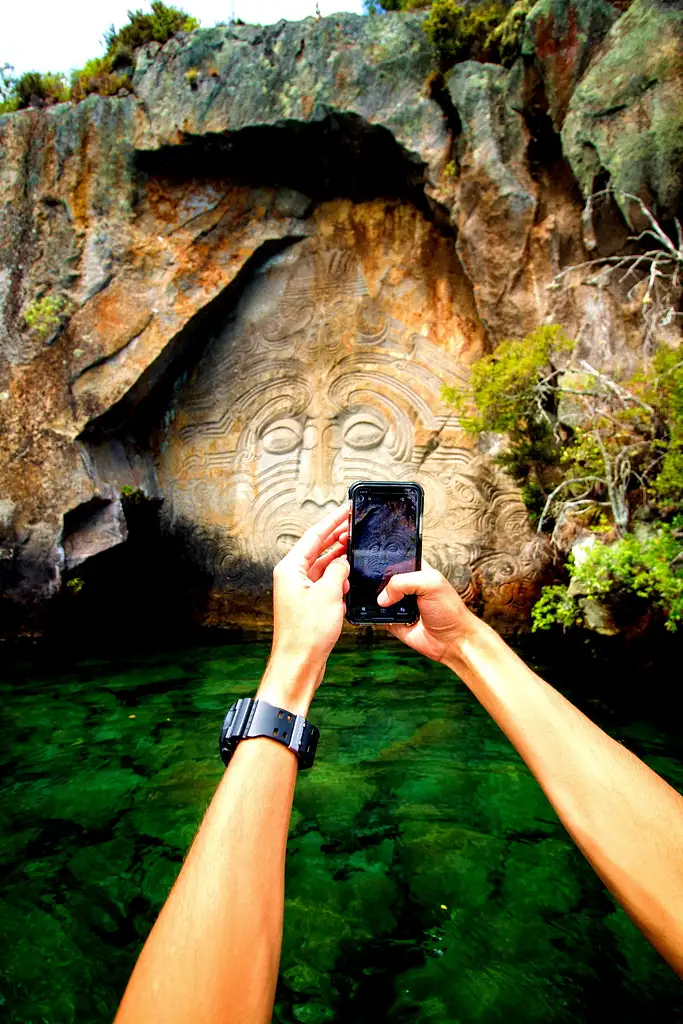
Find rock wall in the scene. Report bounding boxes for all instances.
[0,0,681,633]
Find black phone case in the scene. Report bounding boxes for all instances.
[346,480,424,625]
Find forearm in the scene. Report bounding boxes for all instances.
[446,620,683,975]
[116,654,321,1024]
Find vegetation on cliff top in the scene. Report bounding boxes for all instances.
[0,3,199,113]
[366,0,533,70]
[422,0,532,70]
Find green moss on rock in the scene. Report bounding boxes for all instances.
[562,0,683,223]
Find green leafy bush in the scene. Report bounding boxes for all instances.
[367,0,531,69]
[422,0,531,71]
[530,584,579,631]
[532,522,683,633]
[484,0,534,66]
[1,71,69,112]
[445,320,683,634]
[444,320,683,536]
[423,0,507,70]
[23,295,68,341]
[104,2,199,60]
[443,325,574,434]
[646,347,683,508]
[69,3,199,104]
[0,64,19,115]
[71,57,132,103]
[443,325,574,519]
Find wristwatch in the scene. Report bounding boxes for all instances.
[219,698,320,770]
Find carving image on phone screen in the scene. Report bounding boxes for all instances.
[347,483,422,623]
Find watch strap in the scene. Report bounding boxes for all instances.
[219,698,319,770]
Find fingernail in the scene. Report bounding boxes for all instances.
[377,590,388,606]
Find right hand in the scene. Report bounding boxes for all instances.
[377,560,479,663]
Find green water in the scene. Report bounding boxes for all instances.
[1,640,682,1023]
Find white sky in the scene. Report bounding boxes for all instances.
[4,0,365,77]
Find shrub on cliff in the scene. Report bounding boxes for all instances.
[0,70,69,112]
[0,64,19,114]
[71,57,132,103]
[484,0,534,67]
[443,325,574,523]
[104,2,199,61]
[423,0,506,69]
[370,0,531,70]
[69,3,199,104]
[445,324,683,534]
[532,522,683,633]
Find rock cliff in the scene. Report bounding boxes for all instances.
[0,0,681,634]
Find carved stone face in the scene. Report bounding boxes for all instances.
[157,216,547,625]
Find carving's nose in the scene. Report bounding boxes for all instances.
[296,418,346,507]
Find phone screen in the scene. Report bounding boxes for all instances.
[347,483,422,624]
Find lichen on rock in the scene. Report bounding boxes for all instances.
[562,0,683,225]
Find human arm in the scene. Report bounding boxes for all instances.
[115,505,350,1024]
[379,566,683,977]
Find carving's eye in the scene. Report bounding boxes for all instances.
[261,419,303,455]
[343,415,387,450]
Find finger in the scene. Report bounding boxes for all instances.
[387,621,414,643]
[319,522,348,552]
[377,567,441,607]
[317,554,350,594]
[290,503,350,568]
[342,579,349,595]
[309,539,346,582]
[308,528,348,581]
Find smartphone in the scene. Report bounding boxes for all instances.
[346,480,424,625]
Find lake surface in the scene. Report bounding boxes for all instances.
[1,638,682,1022]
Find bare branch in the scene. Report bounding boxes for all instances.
[578,361,656,417]
[537,476,605,534]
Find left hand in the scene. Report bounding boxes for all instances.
[257,503,350,715]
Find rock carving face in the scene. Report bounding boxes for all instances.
[157,237,547,622]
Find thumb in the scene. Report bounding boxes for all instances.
[377,567,438,606]
[318,555,350,594]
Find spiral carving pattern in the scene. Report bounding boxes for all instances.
[157,229,548,623]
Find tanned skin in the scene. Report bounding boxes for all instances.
[117,506,683,1024]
